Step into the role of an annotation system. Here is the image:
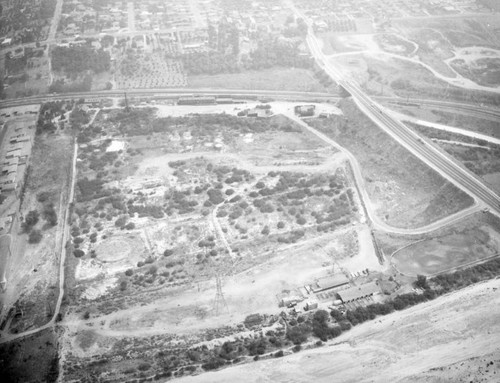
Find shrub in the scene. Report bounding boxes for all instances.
[137,363,151,371]
[163,248,174,257]
[244,313,263,328]
[124,222,135,230]
[23,210,39,231]
[28,229,43,244]
[73,249,85,257]
[125,269,133,276]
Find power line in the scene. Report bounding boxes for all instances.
[213,273,228,316]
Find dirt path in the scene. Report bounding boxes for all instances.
[136,150,347,176]
[327,47,500,93]
[47,0,63,42]
[176,278,500,383]
[0,140,78,344]
[386,109,500,145]
[281,111,483,235]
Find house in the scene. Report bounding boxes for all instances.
[337,282,380,304]
[311,273,350,293]
[1,164,17,176]
[294,104,316,117]
[247,108,269,118]
[0,173,17,191]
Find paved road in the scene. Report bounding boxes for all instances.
[284,111,483,235]
[290,2,500,216]
[375,97,500,122]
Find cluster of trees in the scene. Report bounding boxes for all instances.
[48,75,93,93]
[181,51,239,75]
[181,37,312,76]
[37,101,73,134]
[51,46,110,74]
[77,178,109,202]
[164,189,198,215]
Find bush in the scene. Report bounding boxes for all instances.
[137,363,151,371]
[120,281,127,291]
[244,313,263,328]
[23,210,39,231]
[125,269,133,276]
[43,203,58,226]
[28,229,43,244]
[73,249,85,257]
[286,324,310,345]
[163,249,174,257]
[124,222,135,230]
[274,350,284,357]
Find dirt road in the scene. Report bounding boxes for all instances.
[282,111,483,235]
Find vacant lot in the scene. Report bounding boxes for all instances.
[392,225,499,276]
[309,99,474,228]
[187,68,331,93]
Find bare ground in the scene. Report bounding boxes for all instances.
[176,278,500,383]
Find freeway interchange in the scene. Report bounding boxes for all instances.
[290,2,500,216]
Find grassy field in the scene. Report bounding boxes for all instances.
[309,99,474,228]
[187,68,330,92]
[392,225,499,276]
[0,328,59,383]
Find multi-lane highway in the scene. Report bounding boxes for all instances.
[290,2,500,215]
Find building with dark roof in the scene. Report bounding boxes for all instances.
[338,282,380,303]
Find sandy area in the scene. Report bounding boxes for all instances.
[177,278,500,383]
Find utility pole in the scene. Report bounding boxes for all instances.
[124,91,130,112]
[213,273,228,315]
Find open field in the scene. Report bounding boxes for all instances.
[1,128,74,334]
[309,99,474,229]
[0,328,58,383]
[383,103,500,139]
[392,225,500,276]
[176,277,500,383]
[376,210,500,274]
[187,68,331,93]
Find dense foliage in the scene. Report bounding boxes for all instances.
[51,46,110,74]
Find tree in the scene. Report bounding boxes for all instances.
[415,274,429,290]
[23,210,40,231]
[43,203,58,226]
[28,229,43,244]
[73,249,85,257]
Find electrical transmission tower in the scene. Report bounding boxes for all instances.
[213,273,228,316]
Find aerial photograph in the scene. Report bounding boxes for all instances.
[0,0,499,382]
